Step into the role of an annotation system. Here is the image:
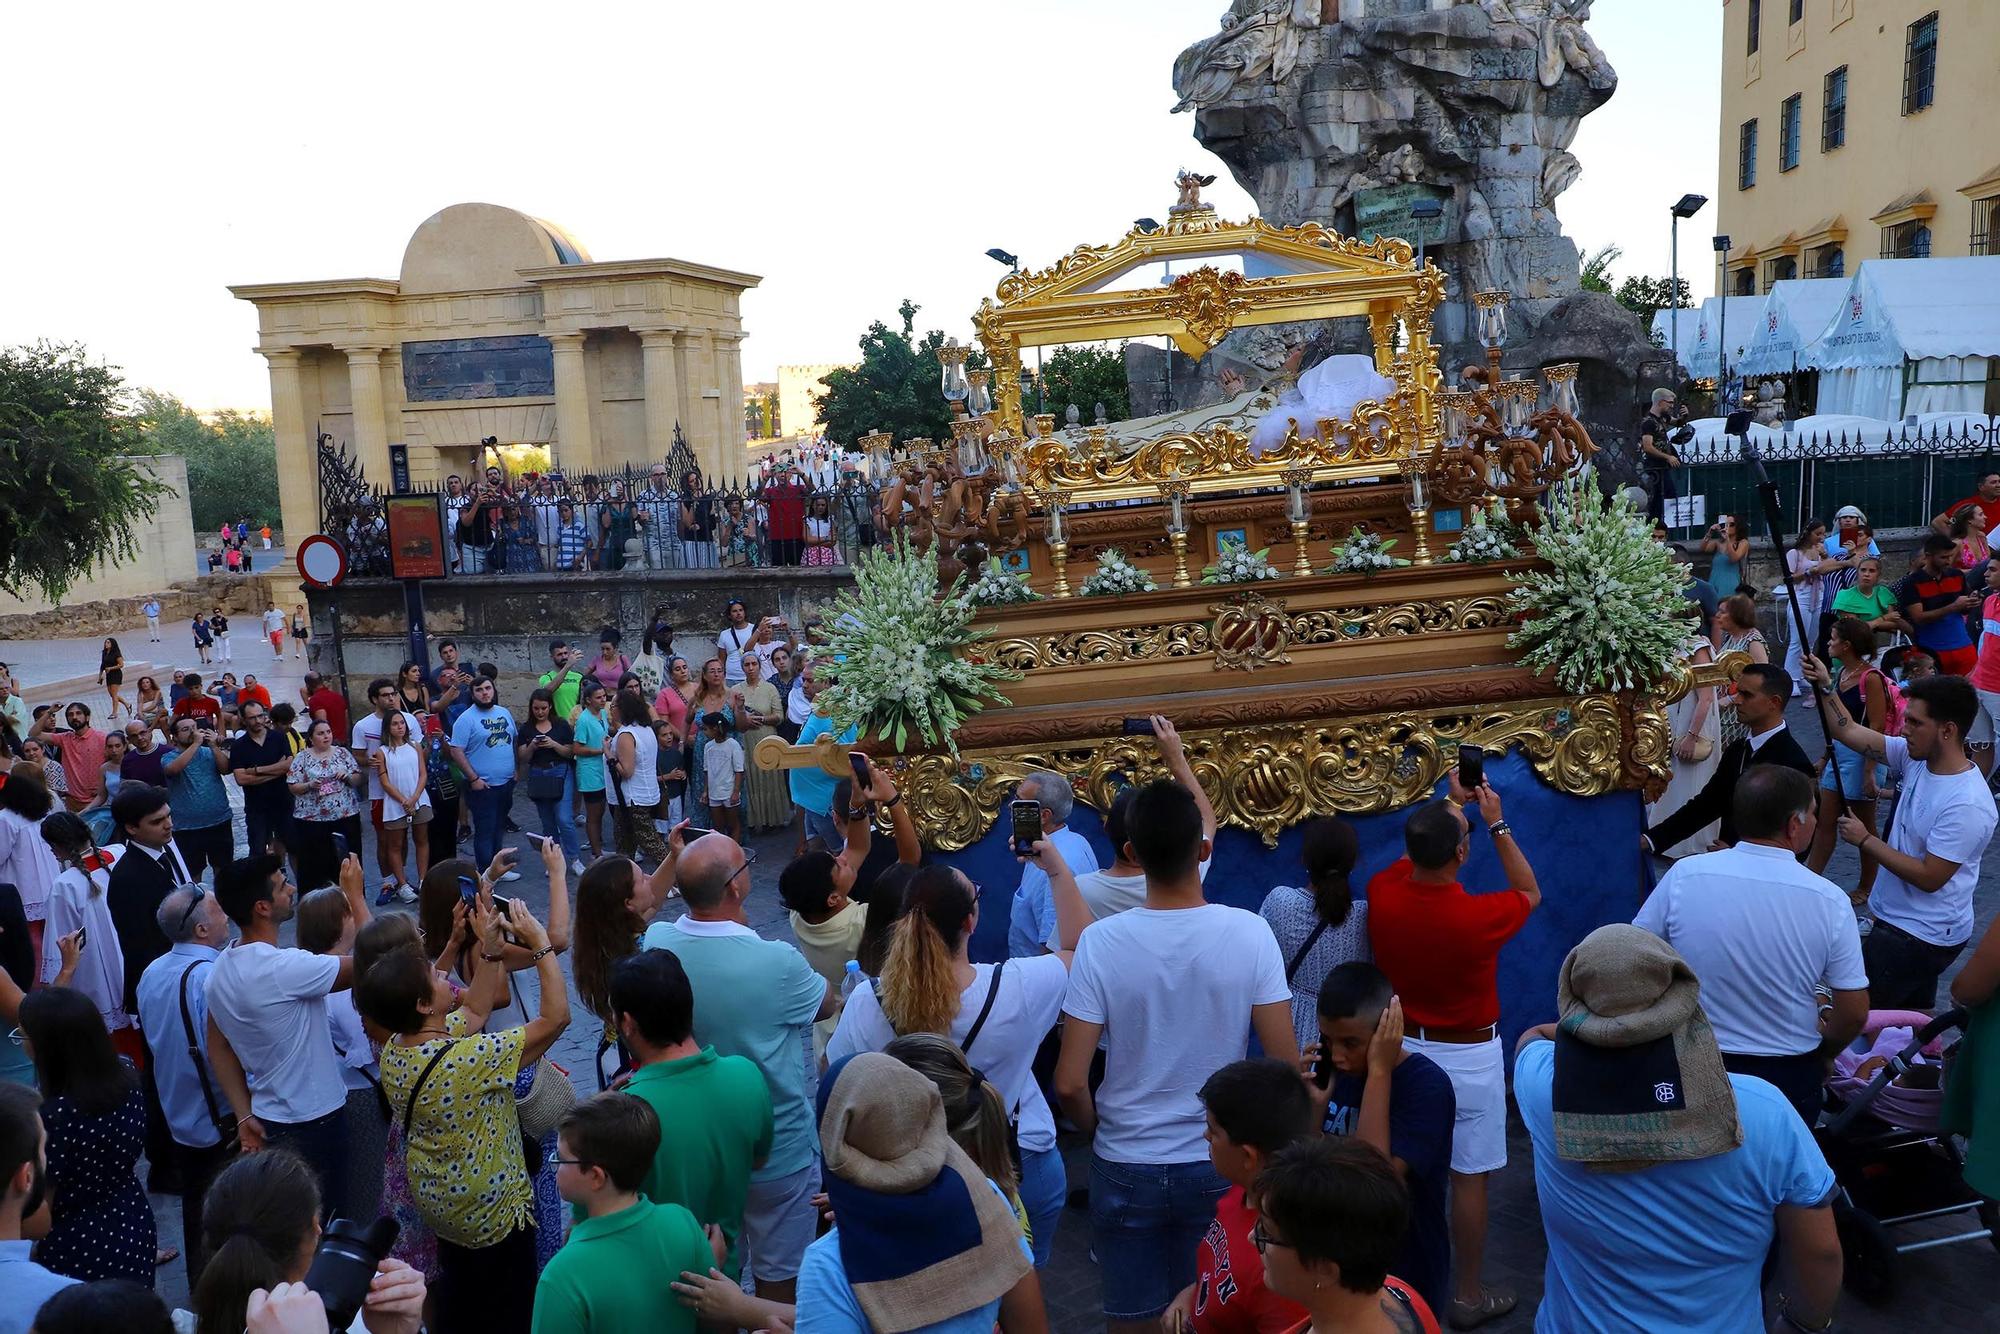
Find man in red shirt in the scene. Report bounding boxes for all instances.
[1366,776,1539,1330]
[301,672,350,747]
[1165,1058,1316,1334]
[762,467,807,566]
[170,675,221,727]
[1931,468,2000,535]
[29,701,107,812]
[237,675,273,713]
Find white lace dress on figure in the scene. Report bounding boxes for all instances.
[1250,354,1397,456]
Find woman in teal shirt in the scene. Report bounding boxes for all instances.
[1700,514,1750,598]
[571,680,611,861]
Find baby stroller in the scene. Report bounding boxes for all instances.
[1815,1008,1998,1302]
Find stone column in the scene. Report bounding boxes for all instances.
[638,328,682,464]
[262,349,313,603]
[548,332,598,476]
[715,330,747,471]
[700,332,725,480]
[342,346,392,485]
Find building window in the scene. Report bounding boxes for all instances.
[1738,119,1758,190]
[1903,12,1938,115]
[1764,255,1799,290]
[1780,95,1802,171]
[1881,221,1933,258]
[1809,244,1844,278]
[1973,199,2000,256]
[1788,0,1804,21]
[1732,266,1757,296]
[1822,66,1847,151]
[1748,0,1762,55]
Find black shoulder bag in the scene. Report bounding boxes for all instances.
[400,1041,459,1141]
[957,961,1025,1172]
[178,959,239,1149]
[1285,920,1332,984]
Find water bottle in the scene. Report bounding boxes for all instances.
[841,958,863,1002]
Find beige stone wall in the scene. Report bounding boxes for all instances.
[777,362,852,439]
[0,455,195,615]
[1717,0,2000,289]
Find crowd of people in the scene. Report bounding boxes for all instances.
[0,542,1997,1334]
[202,518,275,577]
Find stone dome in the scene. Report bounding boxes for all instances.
[398,203,592,295]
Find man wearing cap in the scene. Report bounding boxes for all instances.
[1634,765,1869,1123]
[1514,925,1841,1334]
[1365,774,1537,1329]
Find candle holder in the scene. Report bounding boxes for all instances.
[966,368,993,417]
[1472,288,1510,384]
[1281,466,1315,575]
[1398,455,1436,566]
[1032,412,1056,442]
[1040,489,1073,597]
[1160,477,1193,587]
[937,339,970,404]
[858,429,894,482]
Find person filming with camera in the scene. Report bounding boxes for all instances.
[1638,388,1694,523]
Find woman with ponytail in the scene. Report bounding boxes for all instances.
[192,1149,425,1334]
[826,849,1090,1270]
[1257,815,1367,1050]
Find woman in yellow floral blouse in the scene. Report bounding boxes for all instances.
[358,893,570,1334]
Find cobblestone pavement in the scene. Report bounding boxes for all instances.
[127,695,1998,1327]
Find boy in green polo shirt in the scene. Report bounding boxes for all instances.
[539,640,585,718]
[534,1092,717,1334]
[599,948,773,1278]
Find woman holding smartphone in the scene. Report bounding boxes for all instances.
[287,717,365,891]
[516,688,582,872]
[376,710,433,889]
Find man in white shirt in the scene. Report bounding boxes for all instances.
[1634,765,1869,1123]
[1804,658,2000,1009]
[205,852,367,1217]
[0,1084,78,1330]
[350,677,424,904]
[1049,718,1213,940]
[715,600,757,685]
[1055,778,1297,1334]
[136,884,236,1287]
[1007,770,1101,957]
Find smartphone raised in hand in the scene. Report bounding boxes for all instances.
[848,750,872,792]
[1456,744,1484,794]
[1009,799,1043,857]
[1120,717,1156,736]
[331,831,350,863]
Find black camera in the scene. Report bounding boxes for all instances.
[303,1216,400,1328]
[1668,424,1697,446]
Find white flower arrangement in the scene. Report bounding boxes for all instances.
[1505,466,1697,693]
[814,532,1019,755]
[1444,502,1521,565]
[1202,538,1284,585]
[1079,547,1158,597]
[1324,526,1407,575]
[968,556,1043,607]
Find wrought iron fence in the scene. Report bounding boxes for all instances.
[317,442,883,579]
[1664,420,1998,536]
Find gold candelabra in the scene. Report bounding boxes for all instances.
[1398,455,1436,566]
[1160,477,1193,587]
[1040,489,1073,597]
[1281,467,1316,576]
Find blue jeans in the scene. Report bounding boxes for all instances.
[1089,1154,1227,1320]
[1018,1142,1066,1268]
[465,779,513,871]
[532,785,581,864]
[801,805,846,852]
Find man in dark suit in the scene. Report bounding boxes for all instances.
[106,783,197,1015]
[1644,663,1815,854]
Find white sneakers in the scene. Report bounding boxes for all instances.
[499,869,523,882]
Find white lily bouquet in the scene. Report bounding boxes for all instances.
[1202,538,1283,585]
[1505,466,1697,692]
[968,555,1042,607]
[1325,526,1407,575]
[1079,547,1158,597]
[1444,503,1520,565]
[814,532,1019,754]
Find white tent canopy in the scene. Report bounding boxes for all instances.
[1685,295,1768,380]
[1804,257,2000,417]
[1650,308,1704,373]
[1734,277,1848,378]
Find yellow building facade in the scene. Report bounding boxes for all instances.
[1717,0,2000,294]
[231,203,760,579]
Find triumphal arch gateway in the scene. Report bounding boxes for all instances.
[231,201,759,555]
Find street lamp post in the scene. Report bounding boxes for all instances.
[1669,193,1708,375]
[986,246,1044,415]
[1408,196,1444,273]
[1712,234,1733,400]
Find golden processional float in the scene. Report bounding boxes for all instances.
[763,179,1728,1008]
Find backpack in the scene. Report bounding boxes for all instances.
[1867,667,1906,737]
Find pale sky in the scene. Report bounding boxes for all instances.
[1,0,1720,412]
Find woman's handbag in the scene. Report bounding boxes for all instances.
[515,1056,578,1140]
[1680,733,1715,762]
[524,762,567,803]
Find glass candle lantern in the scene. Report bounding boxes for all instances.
[1543,362,1581,418]
[1499,380,1537,436]
[1041,493,1067,545]
[1472,288,1510,350]
[937,340,969,403]
[1436,390,1476,449]
[966,368,992,416]
[1285,473,1312,523]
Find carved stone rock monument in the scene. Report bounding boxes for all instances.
[1168,0,1672,477]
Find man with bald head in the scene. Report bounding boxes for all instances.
[120,718,168,787]
[135,882,235,1286]
[641,770,884,1303]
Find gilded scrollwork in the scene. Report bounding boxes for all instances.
[891,691,1638,850]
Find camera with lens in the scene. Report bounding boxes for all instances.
[303,1216,399,1327]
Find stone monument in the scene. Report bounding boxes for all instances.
[1162,0,1673,478]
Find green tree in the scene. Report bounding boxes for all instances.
[1033,344,1130,424]
[0,341,169,604]
[1614,273,1694,326]
[814,300,985,448]
[1580,243,1621,294]
[131,389,281,533]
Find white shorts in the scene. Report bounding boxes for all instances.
[1970,688,2000,747]
[1404,1033,1508,1175]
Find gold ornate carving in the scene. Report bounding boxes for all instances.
[890,692,1636,850]
[1211,592,1294,670]
[988,621,1214,672]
